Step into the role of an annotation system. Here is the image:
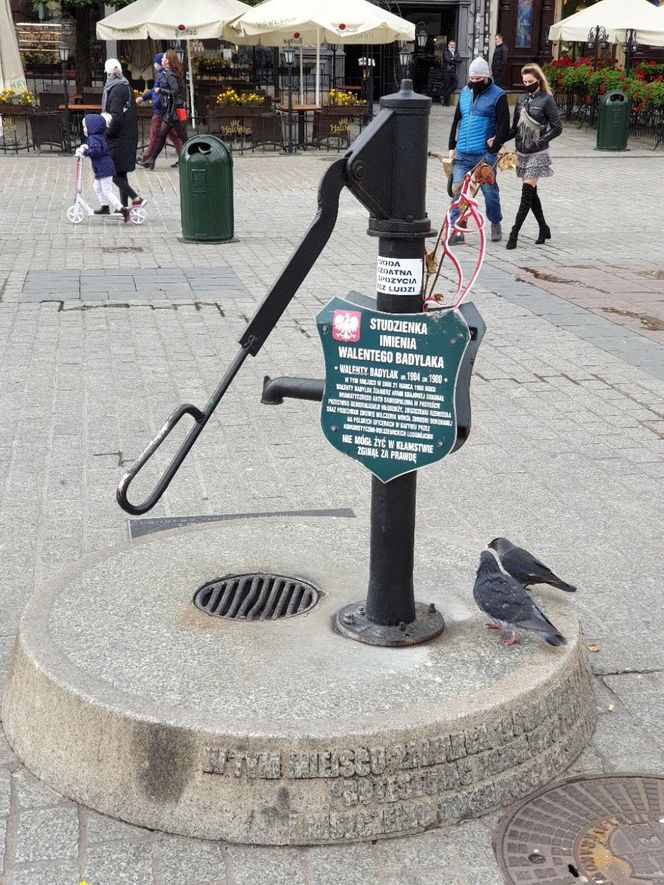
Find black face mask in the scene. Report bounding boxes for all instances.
[469,79,490,95]
[525,82,539,94]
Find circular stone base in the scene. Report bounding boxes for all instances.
[2,518,596,846]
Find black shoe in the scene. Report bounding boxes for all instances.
[505,230,518,250]
[171,161,179,168]
[136,158,155,169]
[94,205,110,215]
[535,225,551,245]
[120,207,130,224]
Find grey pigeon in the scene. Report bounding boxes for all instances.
[473,550,567,647]
[488,537,576,593]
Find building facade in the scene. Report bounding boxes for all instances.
[494,0,556,87]
[365,0,494,96]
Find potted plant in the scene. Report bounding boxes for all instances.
[214,88,268,117]
[0,88,37,115]
[196,56,233,79]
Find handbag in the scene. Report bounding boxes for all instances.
[175,107,187,122]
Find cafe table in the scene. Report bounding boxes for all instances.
[277,103,320,153]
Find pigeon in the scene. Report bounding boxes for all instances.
[473,550,567,647]
[488,537,576,593]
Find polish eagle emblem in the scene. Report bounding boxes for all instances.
[332,310,361,343]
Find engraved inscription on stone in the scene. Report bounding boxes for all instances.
[198,660,594,843]
[193,652,596,843]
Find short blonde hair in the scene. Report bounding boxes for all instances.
[521,63,552,94]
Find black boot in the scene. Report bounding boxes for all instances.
[531,187,551,244]
[506,183,536,250]
[94,205,110,215]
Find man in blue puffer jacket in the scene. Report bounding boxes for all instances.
[75,113,128,221]
[447,57,510,244]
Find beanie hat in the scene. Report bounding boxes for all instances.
[104,58,121,75]
[154,52,164,67]
[468,57,491,78]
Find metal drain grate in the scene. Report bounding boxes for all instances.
[193,574,320,621]
[494,773,664,883]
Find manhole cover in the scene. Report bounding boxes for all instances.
[494,773,664,884]
[193,573,319,621]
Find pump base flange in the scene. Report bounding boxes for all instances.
[335,600,445,646]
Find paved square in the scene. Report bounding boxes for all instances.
[0,106,662,884]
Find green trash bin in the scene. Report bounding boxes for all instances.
[179,135,234,242]
[596,90,631,151]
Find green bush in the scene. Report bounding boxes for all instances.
[645,80,664,108]
[588,68,625,96]
[561,64,592,93]
[546,60,664,110]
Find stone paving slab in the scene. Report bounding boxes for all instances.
[19,268,249,303]
[0,108,662,883]
[514,263,664,343]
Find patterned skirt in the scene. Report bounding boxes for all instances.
[516,149,553,179]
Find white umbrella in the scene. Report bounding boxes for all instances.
[638,1,664,47]
[0,0,27,93]
[97,0,251,127]
[224,0,416,104]
[548,0,664,45]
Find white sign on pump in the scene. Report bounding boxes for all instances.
[376,256,423,296]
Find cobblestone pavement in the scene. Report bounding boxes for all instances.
[0,106,663,884]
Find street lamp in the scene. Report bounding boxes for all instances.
[622,28,639,74]
[58,41,71,153]
[416,22,428,51]
[172,40,185,66]
[330,43,338,90]
[398,44,412,82]
[358,55,376,119]
[587,25,609,70]
[282,43,295,154]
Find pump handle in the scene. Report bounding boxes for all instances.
[117,158,348,515]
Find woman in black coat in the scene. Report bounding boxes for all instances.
[101,59,145,209]
[505,63,562,249]
[149,50,187,167]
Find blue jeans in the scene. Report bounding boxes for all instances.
[450,151,502,226]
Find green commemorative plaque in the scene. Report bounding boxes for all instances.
[316,296,471,482]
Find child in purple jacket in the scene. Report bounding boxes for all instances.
[76,113,128,221]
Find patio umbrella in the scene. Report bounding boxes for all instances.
[0,0,27,93]
[548,0,664,45]
[224,0,416,104]
[96,0,251,126]
[638,1,664,46]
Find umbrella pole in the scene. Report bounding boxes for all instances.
[316,28,320,106]
[187,40,196,130]
[299,46,304,103]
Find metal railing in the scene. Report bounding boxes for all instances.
[0,107,64,154]
[553,87,663,149]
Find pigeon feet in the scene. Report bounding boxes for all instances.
[503,631,518,646]
[485,622,501,630]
